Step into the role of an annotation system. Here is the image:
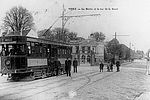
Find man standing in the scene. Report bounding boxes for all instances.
[73,58,78,73]
[55,59,61,76]
[65,58,72,77]
[99,62,104,72]
[116,60,120,72]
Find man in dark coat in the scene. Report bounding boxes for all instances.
[55,59,61,76]
[73,58,78,73]
[116,60,120,72]
[65,58,72,77]
[99,62,104,72]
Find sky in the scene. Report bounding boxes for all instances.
[0,0,150,53]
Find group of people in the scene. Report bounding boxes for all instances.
[99,61,121,72]
[54,58,78,77]
[65,58,78,77]
[55,58,121,77]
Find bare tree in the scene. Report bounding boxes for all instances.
[2,6,34,36]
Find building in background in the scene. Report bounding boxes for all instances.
[71,37,104,66]
[134,50,144,59]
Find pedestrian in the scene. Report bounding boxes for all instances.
[65,58,72,77]
[65,58,68,75]
[110,62,113,72]
[73,58,78,73]
[55,59,61,76]
[116,60,120,72]
[99,62,104,72]
[107,61,110,72]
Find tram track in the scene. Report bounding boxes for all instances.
[19,71,103,100]
[53,71,118,100]
[0,70,98,99]
[0,70,96,90]
[75,71,117,92]
[0,70,118,100]
[19,71,116,100]
[0,62,130,90]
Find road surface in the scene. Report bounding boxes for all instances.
[0,59,149,100]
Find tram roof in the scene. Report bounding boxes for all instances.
[0,35,72,47]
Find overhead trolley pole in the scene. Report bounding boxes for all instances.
[60,5,101,41]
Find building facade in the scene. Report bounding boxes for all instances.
[71,38,104,66]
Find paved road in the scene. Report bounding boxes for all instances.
[0,59,149,100]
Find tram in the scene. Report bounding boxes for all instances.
[0,35,72,81]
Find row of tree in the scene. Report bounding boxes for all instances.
[105,38,131,62]
[38,27,106,42]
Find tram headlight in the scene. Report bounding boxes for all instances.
[5,59,11,66]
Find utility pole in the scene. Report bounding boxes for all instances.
[42,5,101,40]
[61,4,65,41]
[113,32,129,62]
[129,42,135,61]
[60,5,101,41]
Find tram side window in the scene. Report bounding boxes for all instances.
[57,48,60,58]
[59,48,64,58]
[27,42,40,57]
[64,49,66,54]
[30,42,40,57]
[35,43,40,56]
[51,47,57,57]
[42,44,47,57]
[39,43,43,57]
[47,44,51,58]
[27,42,31,56]
[51,48,55,57]
[31,42,35,56]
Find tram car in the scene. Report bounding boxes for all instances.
[0,35,72,81]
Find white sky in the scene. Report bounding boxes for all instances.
[0,0,150,53]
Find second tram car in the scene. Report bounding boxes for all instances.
[0,35,72,81]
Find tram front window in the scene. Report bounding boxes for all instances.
[1,44,25,56]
